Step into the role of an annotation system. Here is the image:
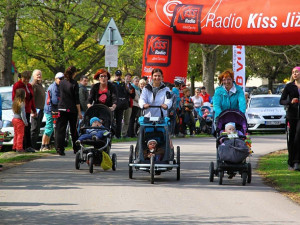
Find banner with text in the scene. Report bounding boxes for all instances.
[232,45,245,91]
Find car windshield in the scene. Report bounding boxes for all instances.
[249,97,282,108]
[0,91,12,110]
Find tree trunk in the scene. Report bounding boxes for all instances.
[0,2,18,86]
[201,44,217,96]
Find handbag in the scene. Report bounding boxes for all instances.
[116,97,129,110]
[101,151,112,170]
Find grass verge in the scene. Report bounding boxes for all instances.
[257,150,300,204]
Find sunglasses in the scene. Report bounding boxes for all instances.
[59,77,64,80]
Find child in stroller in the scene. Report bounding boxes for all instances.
[143,139,165,161]
[195,104,213,134]
[75,104,117,174]
[76,117,109,143]
[209,109,252,185]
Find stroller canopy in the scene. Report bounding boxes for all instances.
[83,104,112,130]
[216,109,247,134]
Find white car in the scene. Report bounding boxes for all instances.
[246,94,286,132]
[0,86,46,149]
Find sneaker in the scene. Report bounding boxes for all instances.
[58,150,65,156]
[288,166,295,171]
[25,147,36,153]
[294,163,299,171]
[41,146,50,152]
[17,149,26,153]
[40,145,45,151]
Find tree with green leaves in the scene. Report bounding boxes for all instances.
[4,0,145,83]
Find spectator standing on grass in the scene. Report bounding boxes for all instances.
[200,86,212,103]
[127,76,140,138]
[12,89,28,153]
[55,66,82,156]
[40,72,64,151]
[12,71,36,153]
[122,73,135,138]
[78,75,89,133]
[112,70,130,139]
[280,66,300,171]
[30,69,45,150]
[79,75,89,115]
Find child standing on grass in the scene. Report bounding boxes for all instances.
[12,89,28,153]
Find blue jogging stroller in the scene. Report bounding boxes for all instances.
[128,106,180,184]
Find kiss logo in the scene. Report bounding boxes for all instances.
[144,35,172,67]
[171,4,203,34]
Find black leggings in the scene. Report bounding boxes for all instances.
[55,111,78,152]
[287,118,300,166]
[23,113,32,149]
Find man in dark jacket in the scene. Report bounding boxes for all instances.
[112,70,134,139]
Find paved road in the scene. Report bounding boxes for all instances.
[1,134,299,225]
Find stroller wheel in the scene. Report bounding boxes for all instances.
[209,162,214,182]
[247,163,252,184]
[112,153,117,171]
[75,152,81,170]
[242,172,247,186]
[218,171,224,185]
[176,146,180,181]
[150,155,155,184]
[89,156,94,174]
[129,145,134,179]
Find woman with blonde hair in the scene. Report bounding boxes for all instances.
[12,89,28,153]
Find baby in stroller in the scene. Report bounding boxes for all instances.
[77,117,109,143]
[210,109,252,184]
[143,139,164,161]
[75,104,116,173]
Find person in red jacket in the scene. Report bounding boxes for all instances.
[199,86,212,103]
[12,71,37,152]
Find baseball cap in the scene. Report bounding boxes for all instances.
[90,117,103,126]
[55,72,64,79]
[115,70,122,76]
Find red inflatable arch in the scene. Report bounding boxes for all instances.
[142,0,300,82]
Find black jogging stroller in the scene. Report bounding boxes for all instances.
[128,106,180,184]
[209,109,252,185]
[75,104,117,173]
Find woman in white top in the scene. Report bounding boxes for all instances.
[191,88,204,117]
[139,68,172,117]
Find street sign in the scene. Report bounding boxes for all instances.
[105,45,118,68]
[99,18,124,45]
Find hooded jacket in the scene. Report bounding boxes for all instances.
[280,81,299,119]
[213,83,246,118]
[139,82,172,117]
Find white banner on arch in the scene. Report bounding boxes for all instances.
[232,45,246,91]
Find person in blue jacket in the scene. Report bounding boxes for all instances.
[40,72,64,151]
[213,69,246,119]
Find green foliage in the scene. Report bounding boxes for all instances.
[11,0,145,80]
[246,46,300,83]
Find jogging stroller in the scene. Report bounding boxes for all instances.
[209,109,252,185]
[128,106,180,184]
[75,104,117,173]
